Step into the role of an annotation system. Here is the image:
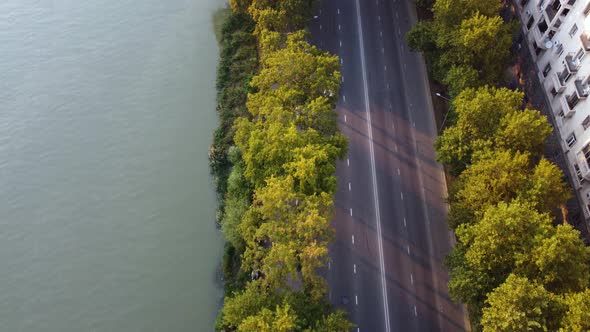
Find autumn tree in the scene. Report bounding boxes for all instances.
[407,0,511,93]
[448,149,569,227]
[434,87,550,174]
[221,281,278,330]
[235,30,346,193]
[495,109,552,155]
[237,303,298,332]
[457,201,553,285]
[481,274,564,332]
[524,224,590,294]
[560,289,590,332]
[239,176,334,299]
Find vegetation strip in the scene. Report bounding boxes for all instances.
[408,0,590,330]
[210,1,353,331]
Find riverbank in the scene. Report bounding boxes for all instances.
[209,11,258,299]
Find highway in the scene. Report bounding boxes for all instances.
[309,0,469,331]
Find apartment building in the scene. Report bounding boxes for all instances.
[516,0,590,221]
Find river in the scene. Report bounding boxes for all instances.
[0,1,224,331]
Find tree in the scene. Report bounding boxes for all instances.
[230,0,252,13]
[222,193,250,249]
[247,0,317,32]
[313,310,355,332]
[495,109,552,156]
[432,0,500,30]
[406,21,437,53]
[455,13,513,84]
[453,150,570,224]
[435,87,524,173]
[238,303,298,332]
[251,30,340,108]
[221,281,278,330]
[481,274,564,332]
[239,176,334,298]
[525,224,590,294]
[442,65,480,97]
[453,149,530,219]
[456,201,554,285]
[524,158,571,213]
[560,289,590,332]
[446,244,494,313]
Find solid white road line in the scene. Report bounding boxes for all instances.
[355,1,391,331]
[414,305,418,317]
[353,264,357,274]
[350,208,353,217]
[343,95,346,102]
[403,217,407,227]
[344,114,347,122]
[397,168,401,176]
[410,273,414,285]
[400,192,404,200]
[352,235,355,244]
[355,295,359,305]
[349,182,352,191]
[347,158,350,166]
[407,245,410,255]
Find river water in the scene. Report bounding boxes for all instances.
[0,1,224,331]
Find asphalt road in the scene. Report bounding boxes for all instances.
[309,0,468,331]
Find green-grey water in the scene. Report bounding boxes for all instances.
[0,1,224,331]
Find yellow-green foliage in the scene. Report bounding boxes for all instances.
[216,2,352,331]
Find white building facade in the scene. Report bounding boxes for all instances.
[516,0,590,221]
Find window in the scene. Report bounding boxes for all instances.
[538,19,549,33]
[584,2,590,16]
[574,163,583,182]
[526,16,534,30]
[543,63,552,77]
[568,93,580,109]
[576,48,586,61]
[584,144,590,165]
[556,43,564,56]
[551,86,558,97]
[559,109,565,117]
[583,116,590,130]
[561,8,570,17]
[570,24,578,38]
[566,132,577,147]
[520,0,529,6]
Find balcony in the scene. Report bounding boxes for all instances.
[575,79,590,99]
[576,144,590,180]
[581,31,590,51]
[559,94,576,117]
[552,68,570,92]
[532,24,551,48]
[564,54,580,73]
[544,1,559,22]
